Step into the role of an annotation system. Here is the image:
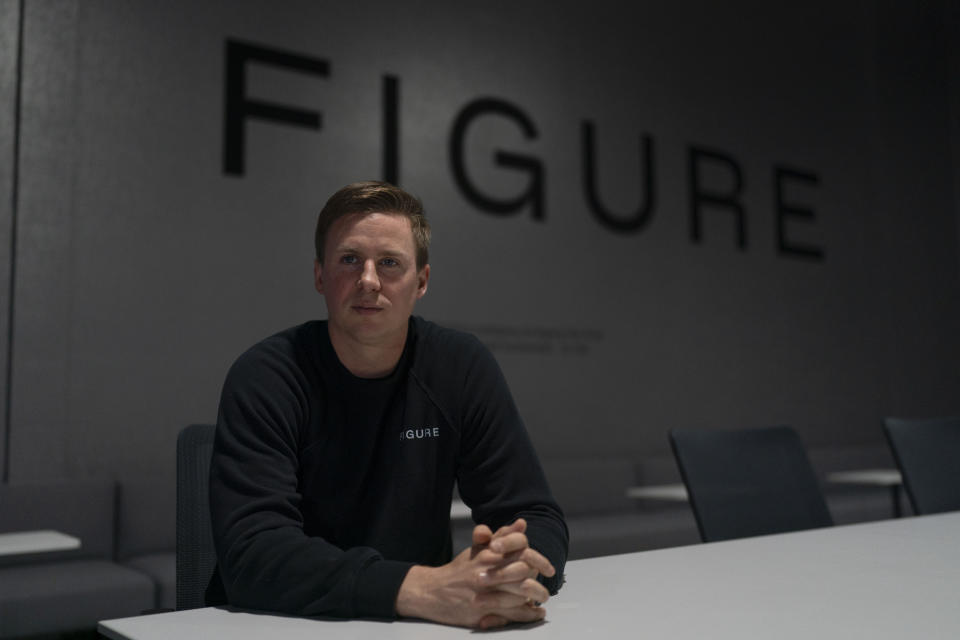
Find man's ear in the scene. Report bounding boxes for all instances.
[314,259,324,294]
[416,264,430,299]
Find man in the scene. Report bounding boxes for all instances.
[208,181,568,629]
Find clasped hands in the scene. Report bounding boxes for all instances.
[396,518,556,629]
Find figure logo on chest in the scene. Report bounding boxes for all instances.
[400,426,440,441]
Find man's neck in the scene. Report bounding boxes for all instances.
[327,323,408,379]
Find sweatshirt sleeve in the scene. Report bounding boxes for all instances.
[453,338,569,594]
[208,342,413,618]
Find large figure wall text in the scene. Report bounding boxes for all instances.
[223,39,824,261]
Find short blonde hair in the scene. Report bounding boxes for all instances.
[315,181,430,269]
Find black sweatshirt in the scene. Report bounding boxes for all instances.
[208,316,568,618]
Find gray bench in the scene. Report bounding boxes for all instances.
[545,456,698,559]
[115,476,176,610]
[0,480,154,637]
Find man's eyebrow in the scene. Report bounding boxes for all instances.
[333,244,408,258]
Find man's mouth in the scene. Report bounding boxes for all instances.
[352,305,383,315]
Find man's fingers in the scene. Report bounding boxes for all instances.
[480,560,545,587]
[478,561,527,586]
[477,614,510,630]
[471,525,493,558]
[491,518,526,540]
[476,602,546,629]
[489,531,528,554]
[486,577,550,603]
[518,547,556,577]
[473,589,530,610]
[490,547,554,575]
[473,547,507,566]
[472,524,493,548]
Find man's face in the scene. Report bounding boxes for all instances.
[314,212,429,349]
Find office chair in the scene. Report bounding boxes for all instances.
[670,426,833,542]
[176,423,217,610]
[883,416,960,515]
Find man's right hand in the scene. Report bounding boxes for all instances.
[395,519,555,629]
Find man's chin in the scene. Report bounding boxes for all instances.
[340,317,406,341]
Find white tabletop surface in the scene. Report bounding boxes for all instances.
[100,512,960,640]
[0,529,81,556]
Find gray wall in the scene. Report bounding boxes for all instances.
[0,0,20,479]
[950,0,960,281]
[862,0,958,424]
[3,0,959,482]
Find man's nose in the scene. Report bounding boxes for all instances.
[357,260,381,291]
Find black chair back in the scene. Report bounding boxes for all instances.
[883,416,960,515]
[670,426,832,542]
[176,423,217,610]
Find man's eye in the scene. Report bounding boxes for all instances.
[341,255,358,265]
[380,258,399,267]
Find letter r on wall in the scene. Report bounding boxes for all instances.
[223,39,330,176]
[688,146,747,250]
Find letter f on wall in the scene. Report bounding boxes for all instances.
[223,39,330,176]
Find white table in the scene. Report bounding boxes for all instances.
[0,529,81,556]
[100,512,960,639]
[827,468,904,517]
